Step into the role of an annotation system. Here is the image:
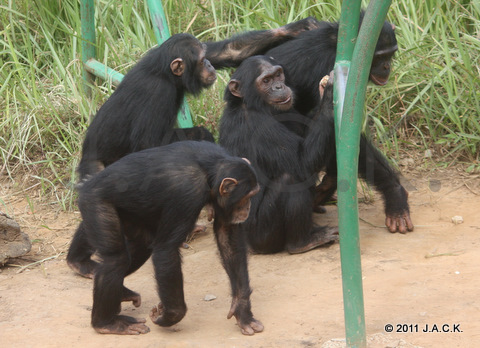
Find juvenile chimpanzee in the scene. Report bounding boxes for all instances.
[78,33,217,179]
[67,33,217,277]
[219,56,339,254]
[265,12,398,115]
[78,141,262,335]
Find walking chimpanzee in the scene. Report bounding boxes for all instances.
[78,141,262,335]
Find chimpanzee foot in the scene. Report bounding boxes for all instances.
[236,318,264,336]
[66,259,97,279]
[122,286,141,307]
[227,297,264,335]
[287,226,339,254]
[385,212,414,234]
[94,315,150,335]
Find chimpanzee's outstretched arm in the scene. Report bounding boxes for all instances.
[205,17,321,69]
[213,221,264,335]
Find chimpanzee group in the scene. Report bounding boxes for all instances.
[69,12,413,336]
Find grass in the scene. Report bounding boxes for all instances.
[0,0,479,209]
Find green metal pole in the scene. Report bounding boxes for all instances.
[147,0,171,43]
[147,0,194,128]
[81,0,96,96]
[334,1,392,347]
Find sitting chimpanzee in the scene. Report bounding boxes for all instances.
[219,56,412,254]
[68,21,320,278]
[219,56,340,254]
[78,141,262,335]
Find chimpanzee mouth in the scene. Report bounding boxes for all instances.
[275,96,292,105]
[370,74,388,86]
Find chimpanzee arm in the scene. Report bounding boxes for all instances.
[205,17,321,69]
[301,74,336,174]
[358,136,414,233]
[213,221,263,335]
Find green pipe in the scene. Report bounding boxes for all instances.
[147,0,193,128]
[334,1,392,347]
[80,0,96,95]
[84,59,124,87]
[147,0,171,43]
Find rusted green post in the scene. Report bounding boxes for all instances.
[80,0,95,95]
[334,1,392,347]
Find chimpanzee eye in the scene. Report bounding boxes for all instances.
[263,78,270,84]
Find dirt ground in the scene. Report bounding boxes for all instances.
[1,168,479,348]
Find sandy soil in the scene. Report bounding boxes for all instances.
[0,169,479,348]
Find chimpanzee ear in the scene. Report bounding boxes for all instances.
[228,79,242,98]
[170,58,184,76]
[391,23,396,31]
[219,178,238,196]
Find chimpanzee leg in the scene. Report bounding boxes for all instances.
[82,199,149,335]
[66,222,97,278]
[283,183,338,254]
[120,229,153,307]
[246,181,287,253]
[214,221,263,336]
[357,135,414,233]
[248,175,337,254]
[149,225,189,327]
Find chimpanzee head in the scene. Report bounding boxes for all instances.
[369,21,397,86]
[147,33,217,95]
[358,12,398,86]
[213,158,259,224]
[225,56,293,112]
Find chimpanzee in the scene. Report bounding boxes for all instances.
[78,141,262,335]
[77,33,217,180]
[265,12,398,115]
[219,56,413,254]
[219,56,340,254]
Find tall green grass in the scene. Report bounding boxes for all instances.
[1,0,479,208]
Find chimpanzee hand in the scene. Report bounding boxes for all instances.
[384,185,414,233]
[280,17,321,35]
[150,302,186,327]
[386,212,414,234]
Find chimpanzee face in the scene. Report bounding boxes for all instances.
[255,62,293,111]
[169,42,217,95]
[369,23,398,86]
[197,44,217,87]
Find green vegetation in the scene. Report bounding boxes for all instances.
[1,0,479,208]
